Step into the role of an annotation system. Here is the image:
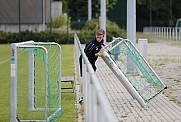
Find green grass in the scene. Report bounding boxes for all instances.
[0,44,75,122]
[58,45,75,122]
[136,32,158,43]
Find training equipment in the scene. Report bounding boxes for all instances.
[10,41,62,121]
[101,37,167,107]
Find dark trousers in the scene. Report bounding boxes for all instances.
[90,61,97,71]
[79,55,82,77]
[79,55,96,77]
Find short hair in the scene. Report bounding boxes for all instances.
[96,29,105,35]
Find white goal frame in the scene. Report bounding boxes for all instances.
[10,41,62,122]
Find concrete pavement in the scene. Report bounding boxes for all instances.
[96,58,181,122]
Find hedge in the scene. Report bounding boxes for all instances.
[0,30,74,44]
[0,19,125,44]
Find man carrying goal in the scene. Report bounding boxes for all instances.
[79,28,105,104]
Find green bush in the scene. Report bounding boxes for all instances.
[52,30,74,44]
[0,31,19,43]
[47,15,71,29]
[0,30,74,44]
[106,20,126,41]
[53,16,67,28]
[71,20,86,30]
[77,29,94,44]
[0,19,125,44]
[77,19,126,43]
[82,19,99,31]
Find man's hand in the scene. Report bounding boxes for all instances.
[95,45,105,57]
[95,52,101,57]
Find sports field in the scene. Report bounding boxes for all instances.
[0,44,75,121]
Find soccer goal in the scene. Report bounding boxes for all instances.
[102,37,167,107]
[10,41,62,122]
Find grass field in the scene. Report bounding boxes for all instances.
[0,44,75,122]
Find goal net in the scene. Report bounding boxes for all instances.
[103,37,167,107]
[10,41,62,121]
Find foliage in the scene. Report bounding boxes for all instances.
[67,0,117,29]
[60,0,68,13]
[136,0,181,27]
[70,20,86,30]
[0,12,74,44]
[82,19,99,30]
[0,18,125,44]
[77,19,126,43]
[106,20,126,41]
[67,0,117,19]
[0,30,74,44]
[77,19,100,43]
[77,29,95,44]
[51,15,70,29]
[60,0,181,30]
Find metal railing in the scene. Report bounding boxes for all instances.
[74,33,117,122]
[143,27,181,41]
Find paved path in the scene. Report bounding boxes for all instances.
[96,58,181,122]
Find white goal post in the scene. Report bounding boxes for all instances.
[10,41,62,122]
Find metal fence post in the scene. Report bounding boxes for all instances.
[138,39,148,60]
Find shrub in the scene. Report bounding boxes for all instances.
[71,20,86,30]
[47,14,71,29]
[53,16,67,28]
[0,31,19,43]
[0,30,74,44]
[77,19,126,43]
[82,19,99,31]
[106,20,126,41]
[0,19,125,44]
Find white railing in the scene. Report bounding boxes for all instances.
[74,33,117,122]
[143,27,181,41]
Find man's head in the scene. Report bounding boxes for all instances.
[96,29,105,42]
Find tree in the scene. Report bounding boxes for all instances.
[65,0,117,29]
[137,0,181,27]
[67,0,117,20]
[173,0,181,22]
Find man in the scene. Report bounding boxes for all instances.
[84,28,105,71]
[80,29,105,75]
[79,28,105,104]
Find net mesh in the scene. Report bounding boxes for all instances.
[106,38,166,103]
[16,42,61,121]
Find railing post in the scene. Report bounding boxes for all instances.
[143,26,181,41]
[170,27,172,41]
[179,28,181,40]
[166,27,168,40]
[138,39,148,60]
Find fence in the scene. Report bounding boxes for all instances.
[143,27,181,41]
[74,33,117,122]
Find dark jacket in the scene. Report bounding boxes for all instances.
[79,37,104,76]
[84,37,104,66]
